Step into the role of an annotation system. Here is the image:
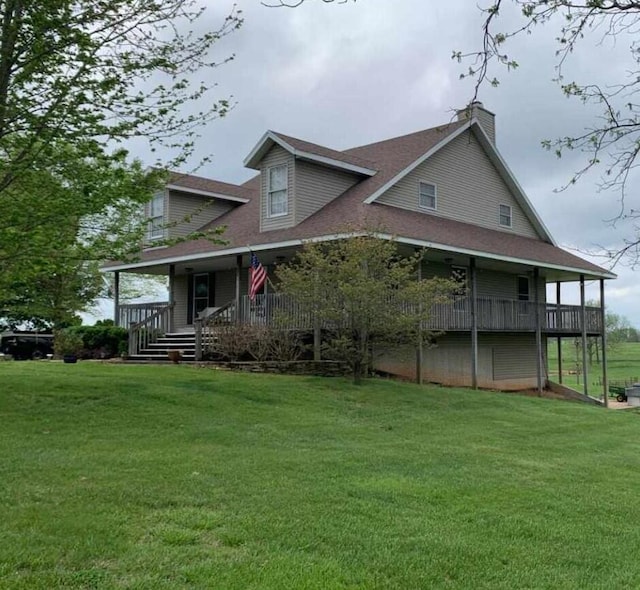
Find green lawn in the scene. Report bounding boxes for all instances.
[2,363,640,589]
[548,340,640,392]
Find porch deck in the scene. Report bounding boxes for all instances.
[119,295,603,336]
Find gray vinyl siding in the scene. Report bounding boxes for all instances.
[422,261,546,303]
[378,131,540,239]
[215,269,248,306]
[475,109,496,144]
[261,146,295,232]
[426,333,538,381]
[167,190,234,239]
[295,161,360,223]
[493,343,537,380]
[173,274,189,331]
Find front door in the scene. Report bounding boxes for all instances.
[187,272,215,325]
[193,273,209,318]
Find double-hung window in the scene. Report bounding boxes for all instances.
[268,164,288,217]
[499,204,512,228]
[419,182,437,210]
[517,276,530,301]
[148,193,164,240]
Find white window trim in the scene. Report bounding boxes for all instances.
[267,164,288,218]
[418,180,437,211]
[147,193,165,240]
[499,203,513,228]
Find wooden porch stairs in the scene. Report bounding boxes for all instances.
[127,332,196,362]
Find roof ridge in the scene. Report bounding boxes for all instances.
[343,121,464,155]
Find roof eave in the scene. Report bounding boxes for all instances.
[102,231,616,280]
[468,120,557,246]
[243,130,377,176]
[165,184,250,203]
[363,122,471,204]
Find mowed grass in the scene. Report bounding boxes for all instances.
[2,363,640,589]
[548,340,640,392]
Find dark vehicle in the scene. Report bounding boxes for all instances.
[0,331,54,360]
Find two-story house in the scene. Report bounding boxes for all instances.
[104,103,615,394]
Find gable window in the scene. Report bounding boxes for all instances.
[268,164,288,217]
[148,193,164,240]
[499,204,512,228]
[517,276,530,301]
[419,181,437,210]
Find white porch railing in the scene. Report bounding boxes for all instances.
[119,301,170,328]
[228,294,603,334]
[127,303,173,356]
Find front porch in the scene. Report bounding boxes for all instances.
[119,294,604,338]
[109,246,612,399]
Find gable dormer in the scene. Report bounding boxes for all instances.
[144,174,251,248]
[244,131,377,231]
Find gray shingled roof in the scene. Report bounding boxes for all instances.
[110,121,612,278]
[167,171,254,200]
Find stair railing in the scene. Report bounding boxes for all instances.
[194,301,236,360]
[128,303,174,356]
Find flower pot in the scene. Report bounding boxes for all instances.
[63,354,78,364]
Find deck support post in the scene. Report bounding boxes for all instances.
[415,254,424,384]
[168,264,175,333]
[470,257,478,390]
[556,282,562,384]
[534,268,543,395]
[113,271,120,326]
[235,255,242,324]
[580,274,589,397]
[600,279,609,407]
[194,318,203,361]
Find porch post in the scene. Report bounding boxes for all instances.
[113,271,120,326]
[313,270,322,361]
[235,254,242,323]
[168,264,175,333]
[194,318,203,361]
[534,268,543,395]
[600,279,609,407]
[470,257,478,390]
[556,282,562,384]
[580,274,589,396]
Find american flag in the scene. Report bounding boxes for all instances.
[249,251,267,301]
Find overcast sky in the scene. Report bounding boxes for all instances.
[118,0,640,326]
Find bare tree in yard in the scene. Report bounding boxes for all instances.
[269,1,640,265]
[276,234,457,384]
[0,1,241,326]
[453,1,640,265]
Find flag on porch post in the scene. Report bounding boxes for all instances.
[249,251,267,301]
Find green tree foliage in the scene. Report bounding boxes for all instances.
[276,234,457,384]
[0,1,241,326]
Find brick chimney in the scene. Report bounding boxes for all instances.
[456,101,496,144]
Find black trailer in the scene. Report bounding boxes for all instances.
[0,331,54,360]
